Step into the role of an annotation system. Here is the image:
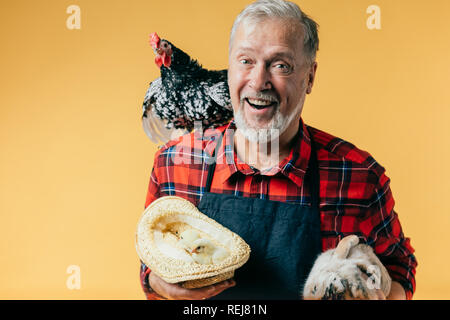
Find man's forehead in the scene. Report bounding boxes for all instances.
[232,18,304,57]
[234,44,296,60]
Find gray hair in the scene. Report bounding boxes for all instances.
[229,0,319,64]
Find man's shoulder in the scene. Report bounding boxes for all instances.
[307,124,387,179]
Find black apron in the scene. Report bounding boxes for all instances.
[197,128,322,300]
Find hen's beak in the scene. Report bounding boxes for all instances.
[191,248,198,254]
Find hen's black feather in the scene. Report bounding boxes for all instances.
[142,39,233,134]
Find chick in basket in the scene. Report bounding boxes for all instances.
[190,239,229,265]
[177,229,201,252]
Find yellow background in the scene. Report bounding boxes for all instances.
[1,0,449,299]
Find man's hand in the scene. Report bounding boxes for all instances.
[386,281,406,300]
[149,272,236,300]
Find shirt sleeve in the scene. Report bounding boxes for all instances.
[361,170,417,300]
[145,165,160,208]
[139,163,167,300]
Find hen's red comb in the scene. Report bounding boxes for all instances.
[149,32,160,49]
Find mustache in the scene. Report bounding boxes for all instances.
[240,92,279,104]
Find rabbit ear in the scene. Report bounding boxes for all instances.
[334,235,359,259]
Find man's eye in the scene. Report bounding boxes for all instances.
[239,59,250,64]
[274,64,289,70]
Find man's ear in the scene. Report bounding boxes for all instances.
[306,61,318,95]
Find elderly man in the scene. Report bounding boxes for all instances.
[140,0,417,300]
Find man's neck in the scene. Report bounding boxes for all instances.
[234,121,300,171]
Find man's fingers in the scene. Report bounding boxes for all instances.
[176,279,235,300]
[205,279,236,298]
[151,271,236,300]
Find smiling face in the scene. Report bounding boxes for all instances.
[228,18,317,143]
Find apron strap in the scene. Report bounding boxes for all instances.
[307,133,320,211]
[204,126,320,210]
[205,133,224,193]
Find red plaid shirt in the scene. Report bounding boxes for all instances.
[139,118,417,300]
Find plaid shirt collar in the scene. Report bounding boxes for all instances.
[203,117,312,188]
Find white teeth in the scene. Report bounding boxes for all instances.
[247,98,273,106]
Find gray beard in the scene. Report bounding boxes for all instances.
[234,100,294,144]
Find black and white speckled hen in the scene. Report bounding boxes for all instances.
[142,32,233,143]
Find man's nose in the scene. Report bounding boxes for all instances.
[249,64,272,91]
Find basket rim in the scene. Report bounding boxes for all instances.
[135,196,251,283]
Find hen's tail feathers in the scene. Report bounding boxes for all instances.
[142,108,187,144]
[142,77,187,144]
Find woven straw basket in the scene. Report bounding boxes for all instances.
[135,196,251,288]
